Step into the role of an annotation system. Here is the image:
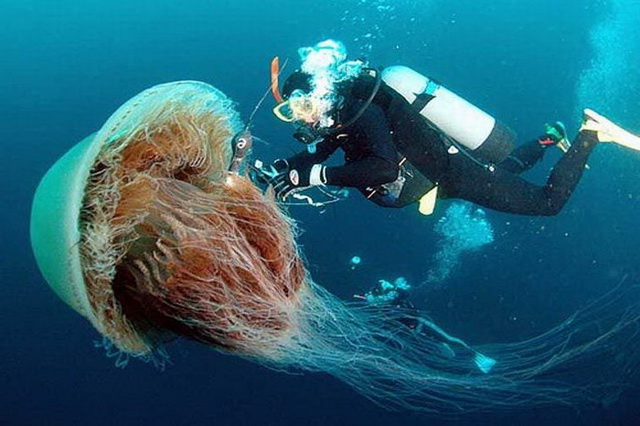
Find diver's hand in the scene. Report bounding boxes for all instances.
[271,158,290,174]
[272,164,326,201]
[251,159,289,185]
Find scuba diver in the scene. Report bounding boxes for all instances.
[356,277,497,374]
[257,40,640,216]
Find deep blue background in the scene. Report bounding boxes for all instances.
[3,1,640,425]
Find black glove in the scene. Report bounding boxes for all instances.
[271,158,290,174]
[271,164,327,201]
[251,158,289,185]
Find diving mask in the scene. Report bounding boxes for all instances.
[272,100,295,123]
[272,90,323,125]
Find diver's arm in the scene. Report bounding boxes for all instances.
[325,157,398,187]
[285,136,342,170]
[270,136,343,200]
[325,103,399,187]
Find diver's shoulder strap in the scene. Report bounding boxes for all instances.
[350,69,394,111]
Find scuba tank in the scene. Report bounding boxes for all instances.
[356,65,516,214]
[381,65,514,163]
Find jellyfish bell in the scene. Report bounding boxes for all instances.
[30,126,150,351]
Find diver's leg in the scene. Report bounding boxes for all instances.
[416,318,497,374]
[416,319,469,347]
[543,130,599,205]
[499,140,546,174]
[439,130,598,216]
[500,121,571,175]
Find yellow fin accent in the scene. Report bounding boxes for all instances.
[418,186,438,216]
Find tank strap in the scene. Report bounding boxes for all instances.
[411,80,440,111]
[425,80,439,95]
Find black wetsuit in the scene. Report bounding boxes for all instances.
[285,81,597,216]
[368,286,480,366]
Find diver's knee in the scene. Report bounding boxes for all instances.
[543,206,563,216]
[540,198,565,216]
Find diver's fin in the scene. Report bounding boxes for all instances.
[581,108,640,151]
[473,352,497,374]
[544,121,571,153]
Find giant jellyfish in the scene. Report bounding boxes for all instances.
[31,81,639,413]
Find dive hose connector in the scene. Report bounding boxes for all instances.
[229,129,253,174]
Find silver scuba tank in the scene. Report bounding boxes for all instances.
[381,66,514,163]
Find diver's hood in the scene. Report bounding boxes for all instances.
[282,70,313,99]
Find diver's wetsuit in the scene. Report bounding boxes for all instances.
[439,132,597,215]
[286,100,401,187]
[368,285,481,367]
[285,88,597,216]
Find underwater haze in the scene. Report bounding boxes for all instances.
[3,0,640,425]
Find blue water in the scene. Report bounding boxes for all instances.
[3,0,640,424]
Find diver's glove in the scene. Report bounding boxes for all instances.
[251,159,290,185]
[271,158,290,174]
[272,164,327,201]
